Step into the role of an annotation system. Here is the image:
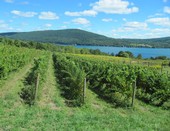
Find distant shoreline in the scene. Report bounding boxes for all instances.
[76,45,170,58]
[74,44,170,49]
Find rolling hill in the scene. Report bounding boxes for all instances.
[0,29,170,48]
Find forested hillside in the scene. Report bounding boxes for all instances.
[0,29,170,48]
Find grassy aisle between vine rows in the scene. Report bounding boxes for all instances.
[0,63,34,130]
[37,53,64,109]
[0,63,33,98]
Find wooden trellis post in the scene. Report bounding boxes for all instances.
[83,78,86,103]
[161,66,163,73]
[35,73,40,101]
[131,80,137,107]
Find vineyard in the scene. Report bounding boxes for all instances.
[20,52,50,105]
[0,41,170,130]
[0,45,42,84]
[53,53,170,108]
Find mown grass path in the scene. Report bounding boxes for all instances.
[38,54,64,109]
[0,63,33,99]
[0,63,34,130]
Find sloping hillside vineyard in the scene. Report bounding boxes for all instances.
[0,37,170,130]
[0,38,170,108]
[0,45,42,82]
[53,53,170,108]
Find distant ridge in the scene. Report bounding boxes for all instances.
[0,29,170,48]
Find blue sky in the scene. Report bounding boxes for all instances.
[0,0,170,38]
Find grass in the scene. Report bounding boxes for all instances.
[37,53,63,109]
[0,53,170,130]
[1,88,170,130]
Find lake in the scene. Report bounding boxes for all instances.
[76,45,170,58]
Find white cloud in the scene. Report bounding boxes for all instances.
[164,6,170,14]
[102,18,112,22]
[151,28,170,34]
[39,12,59,20]
[137,28,170,38]
[91,0,139,14]
[124,21,148,30]
[146,17,170,27]
[148,13,164,18]
[112,26,170,38]
[65,0,138,18]
[11,10,37,17]
[112,21,148,34]
[65,11,79,16]
[65,10,97,17]
[163,0,168,2]
[72,18,90,25]
[4,0,14,3]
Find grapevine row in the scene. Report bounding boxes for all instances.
[20,52,50,105]
[66,54,170,109]
[0,45,41,80]
[53,53,85,106]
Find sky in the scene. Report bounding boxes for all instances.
[0,0,170,38]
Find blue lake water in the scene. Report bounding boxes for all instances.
[76,45,170,58]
